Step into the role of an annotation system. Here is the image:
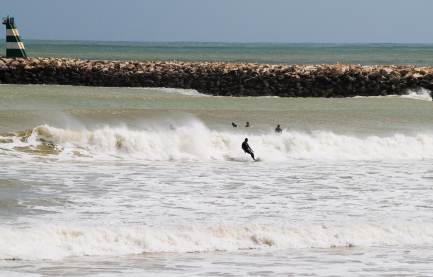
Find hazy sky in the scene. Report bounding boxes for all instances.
[3,0,433,43]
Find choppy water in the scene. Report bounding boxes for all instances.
[5,41,433,65]
[1,84,433,276]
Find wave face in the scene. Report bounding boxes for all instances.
[2,120,433,161]
[1,222,433,260]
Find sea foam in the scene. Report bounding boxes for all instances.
[2,120,433,161]
[1,222,433,260]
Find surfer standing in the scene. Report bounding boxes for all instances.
[242,138,255,160]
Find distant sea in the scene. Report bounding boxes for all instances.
[3,40,433,65]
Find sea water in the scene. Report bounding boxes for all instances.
[1,84,433,276]
[4,41,433,65]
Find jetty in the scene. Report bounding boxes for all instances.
[1,57,433,97]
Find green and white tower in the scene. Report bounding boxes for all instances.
[2,16,27,58]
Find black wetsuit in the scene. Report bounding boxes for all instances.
[242,141,255,160]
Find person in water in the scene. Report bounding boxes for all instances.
[275,124,282,133]
[245,121,250,128]
[242,138,255,160]
[232,122,238,128]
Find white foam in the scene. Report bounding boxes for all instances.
[1,222,433,260]
[401,88,432,101]
[150,87,208,96]
[0,272,40,277]
[353,88,432,101]
[5,120,433,161]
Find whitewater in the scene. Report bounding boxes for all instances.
[3,122,433,161]
[2,84,433,276]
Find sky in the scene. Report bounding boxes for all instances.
[2,0,433,43]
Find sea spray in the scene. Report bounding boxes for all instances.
[2,119,433,161]
[353,88,432,101]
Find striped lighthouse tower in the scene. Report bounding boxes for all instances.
[2,16,27,58]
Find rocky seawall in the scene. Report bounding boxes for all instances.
[1,57,433,97]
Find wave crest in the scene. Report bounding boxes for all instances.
[2,121,433,161]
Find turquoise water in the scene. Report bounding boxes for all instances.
[3,40,433,65]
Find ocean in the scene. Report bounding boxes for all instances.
[1,82,433,276]
[4,40,433,65]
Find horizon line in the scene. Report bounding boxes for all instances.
[4,39,433,45]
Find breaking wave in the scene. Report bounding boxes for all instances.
[146,87,208,96]
[402,88,432,101]
[2,120,433,161]
[1,222,433,260]
[354,88,432,101]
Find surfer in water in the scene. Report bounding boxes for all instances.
[275,124,282,133]
[242,138,255,160]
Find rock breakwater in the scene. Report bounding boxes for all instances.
[1,57,433,97]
